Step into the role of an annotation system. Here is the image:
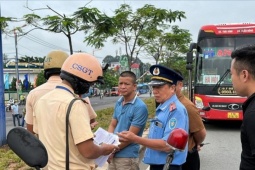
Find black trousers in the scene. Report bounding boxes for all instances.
[182,150,200,170]
[150,164,182,170]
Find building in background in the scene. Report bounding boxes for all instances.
[4,61,43,88]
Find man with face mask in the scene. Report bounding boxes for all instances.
[33,53,119,170]
[26,50,98,132]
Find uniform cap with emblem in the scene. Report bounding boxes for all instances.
[148,65,183,86]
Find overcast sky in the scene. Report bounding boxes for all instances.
[1,0,255,64]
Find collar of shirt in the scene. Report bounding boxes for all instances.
[156,94,178,112]
[55,82,75,96]
[117,94,138,105]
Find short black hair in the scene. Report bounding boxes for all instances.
[231,45,255,78]
[120,71,137,84]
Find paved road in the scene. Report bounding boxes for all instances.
[200,120,242,170]
[89,93,151,110]
[5,104,26,135]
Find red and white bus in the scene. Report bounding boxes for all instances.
[186,23,255,121]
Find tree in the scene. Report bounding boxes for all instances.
[23,4,106,54]
[73,6,112,48]
[143,74,151,83]
[145,25,192,64]
[36,71,47,87]
[0,16,12,31]
[10,77,17,91]
[19,56,33,62]
[101,70,119,89]
[19,55,45,63]
[10,77,23,91]
[161,56,188,83]
[85,4,186,70]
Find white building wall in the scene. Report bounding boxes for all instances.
[3,68,43,86]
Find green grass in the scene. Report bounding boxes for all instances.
[0,145,34,170]
[0,97,156,169]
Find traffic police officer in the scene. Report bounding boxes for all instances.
[118,65,189,170]
[25,50,69,133]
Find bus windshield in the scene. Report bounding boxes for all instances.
[195,37,255,85]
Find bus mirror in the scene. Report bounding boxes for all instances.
[187,52,193,64]
[189,43,197,51]
[197,46,203,54]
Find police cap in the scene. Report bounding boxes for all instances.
[148,65,183,86]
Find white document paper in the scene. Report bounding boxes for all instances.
[94,127,120,167]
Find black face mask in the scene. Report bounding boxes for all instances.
[60,71,96,95]
[74,81,91,95]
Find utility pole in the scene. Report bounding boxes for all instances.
[0,6,7,146]
[28,58,30,82]
[12,24,26,102]
[14,29,20,101]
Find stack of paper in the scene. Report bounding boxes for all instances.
[94,127,120,167]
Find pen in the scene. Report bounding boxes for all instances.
[200,143,210,147]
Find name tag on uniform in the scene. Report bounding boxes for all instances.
[155,121,163,128]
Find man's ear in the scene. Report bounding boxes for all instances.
[134,84,137,91]
[180,81,184,87]
[176,81,183,91]
[242,70,249,82]
[177,81,183,87]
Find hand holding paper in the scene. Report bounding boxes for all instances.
[93,127,120,167]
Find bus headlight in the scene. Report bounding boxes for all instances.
[195,96,204,109]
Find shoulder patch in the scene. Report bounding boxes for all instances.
[169,118,177,129]
[169,102,176,112]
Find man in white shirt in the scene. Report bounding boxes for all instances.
[11,102,20,126]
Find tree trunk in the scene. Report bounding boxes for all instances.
[67,35,73,54]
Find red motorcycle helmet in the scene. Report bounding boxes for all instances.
[167,128,188,151]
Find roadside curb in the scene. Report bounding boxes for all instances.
[96,128,149,170]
